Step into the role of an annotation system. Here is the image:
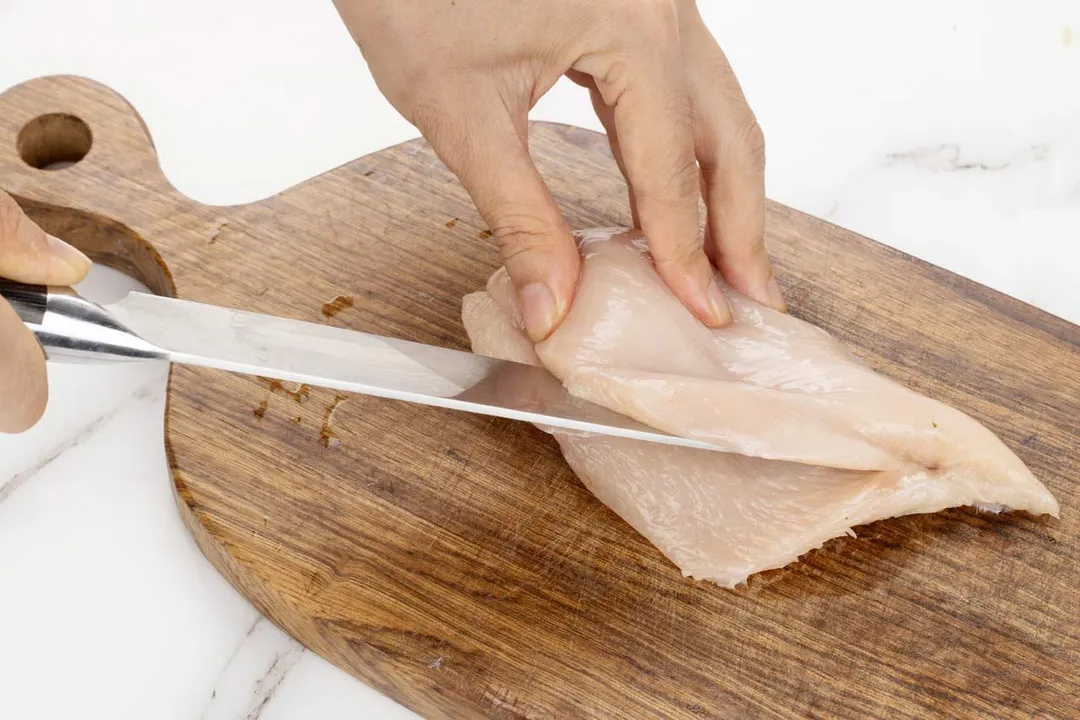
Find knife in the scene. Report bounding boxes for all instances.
[0,279,723,452]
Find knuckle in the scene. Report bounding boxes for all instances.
[636,146,699,208]
[490,214,561,261]
[622,92,698,208]
[734,112,766,165]
[641,173,699,212]
[590,55,634,106]
[666,89,695,129]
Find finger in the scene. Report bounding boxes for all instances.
[577,7,731,327]
[0,191,91,285]
[700,168,717,267]
[415,87,581,342]
[686,35,784,312]
[567,70,639,227]
[0,298,48,433]
[588,85,642,229]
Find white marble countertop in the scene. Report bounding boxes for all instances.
[1,1,1077,718]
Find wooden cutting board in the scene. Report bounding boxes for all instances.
[2,75,1078,719]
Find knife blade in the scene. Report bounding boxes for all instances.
[1,279,724,452]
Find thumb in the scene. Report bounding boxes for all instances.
[416,95,581,342]
[0,191,91,285]
[0,189,91,433]
[0,298,48,433]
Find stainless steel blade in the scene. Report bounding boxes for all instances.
[105,292,723,452]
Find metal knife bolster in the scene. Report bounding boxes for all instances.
[0,279,165,363]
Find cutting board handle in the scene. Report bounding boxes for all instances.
[0,75,171,195]
[0,76,191,297]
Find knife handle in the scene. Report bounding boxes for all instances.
[0,278,165,363]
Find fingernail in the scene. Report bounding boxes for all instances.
[520,282,560,341]
[707,278,733,327]
[766,276,787,313]
[46,234,91,274]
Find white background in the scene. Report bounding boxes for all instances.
[0,1,1077,719]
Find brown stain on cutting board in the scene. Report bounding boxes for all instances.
[321,294,354,321]
[1,75,1078,720]
[320,395,348,449]
[258,377,310,404]
[205,219,229,244]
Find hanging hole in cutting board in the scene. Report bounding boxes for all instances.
[16,113,92,170]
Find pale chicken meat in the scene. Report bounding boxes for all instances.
[461,228,1059,587]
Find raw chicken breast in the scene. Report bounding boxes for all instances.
[461,228,1059,587]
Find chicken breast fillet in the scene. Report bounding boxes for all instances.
[461,228,1059,587]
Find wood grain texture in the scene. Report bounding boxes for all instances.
[2,75,1078,720]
